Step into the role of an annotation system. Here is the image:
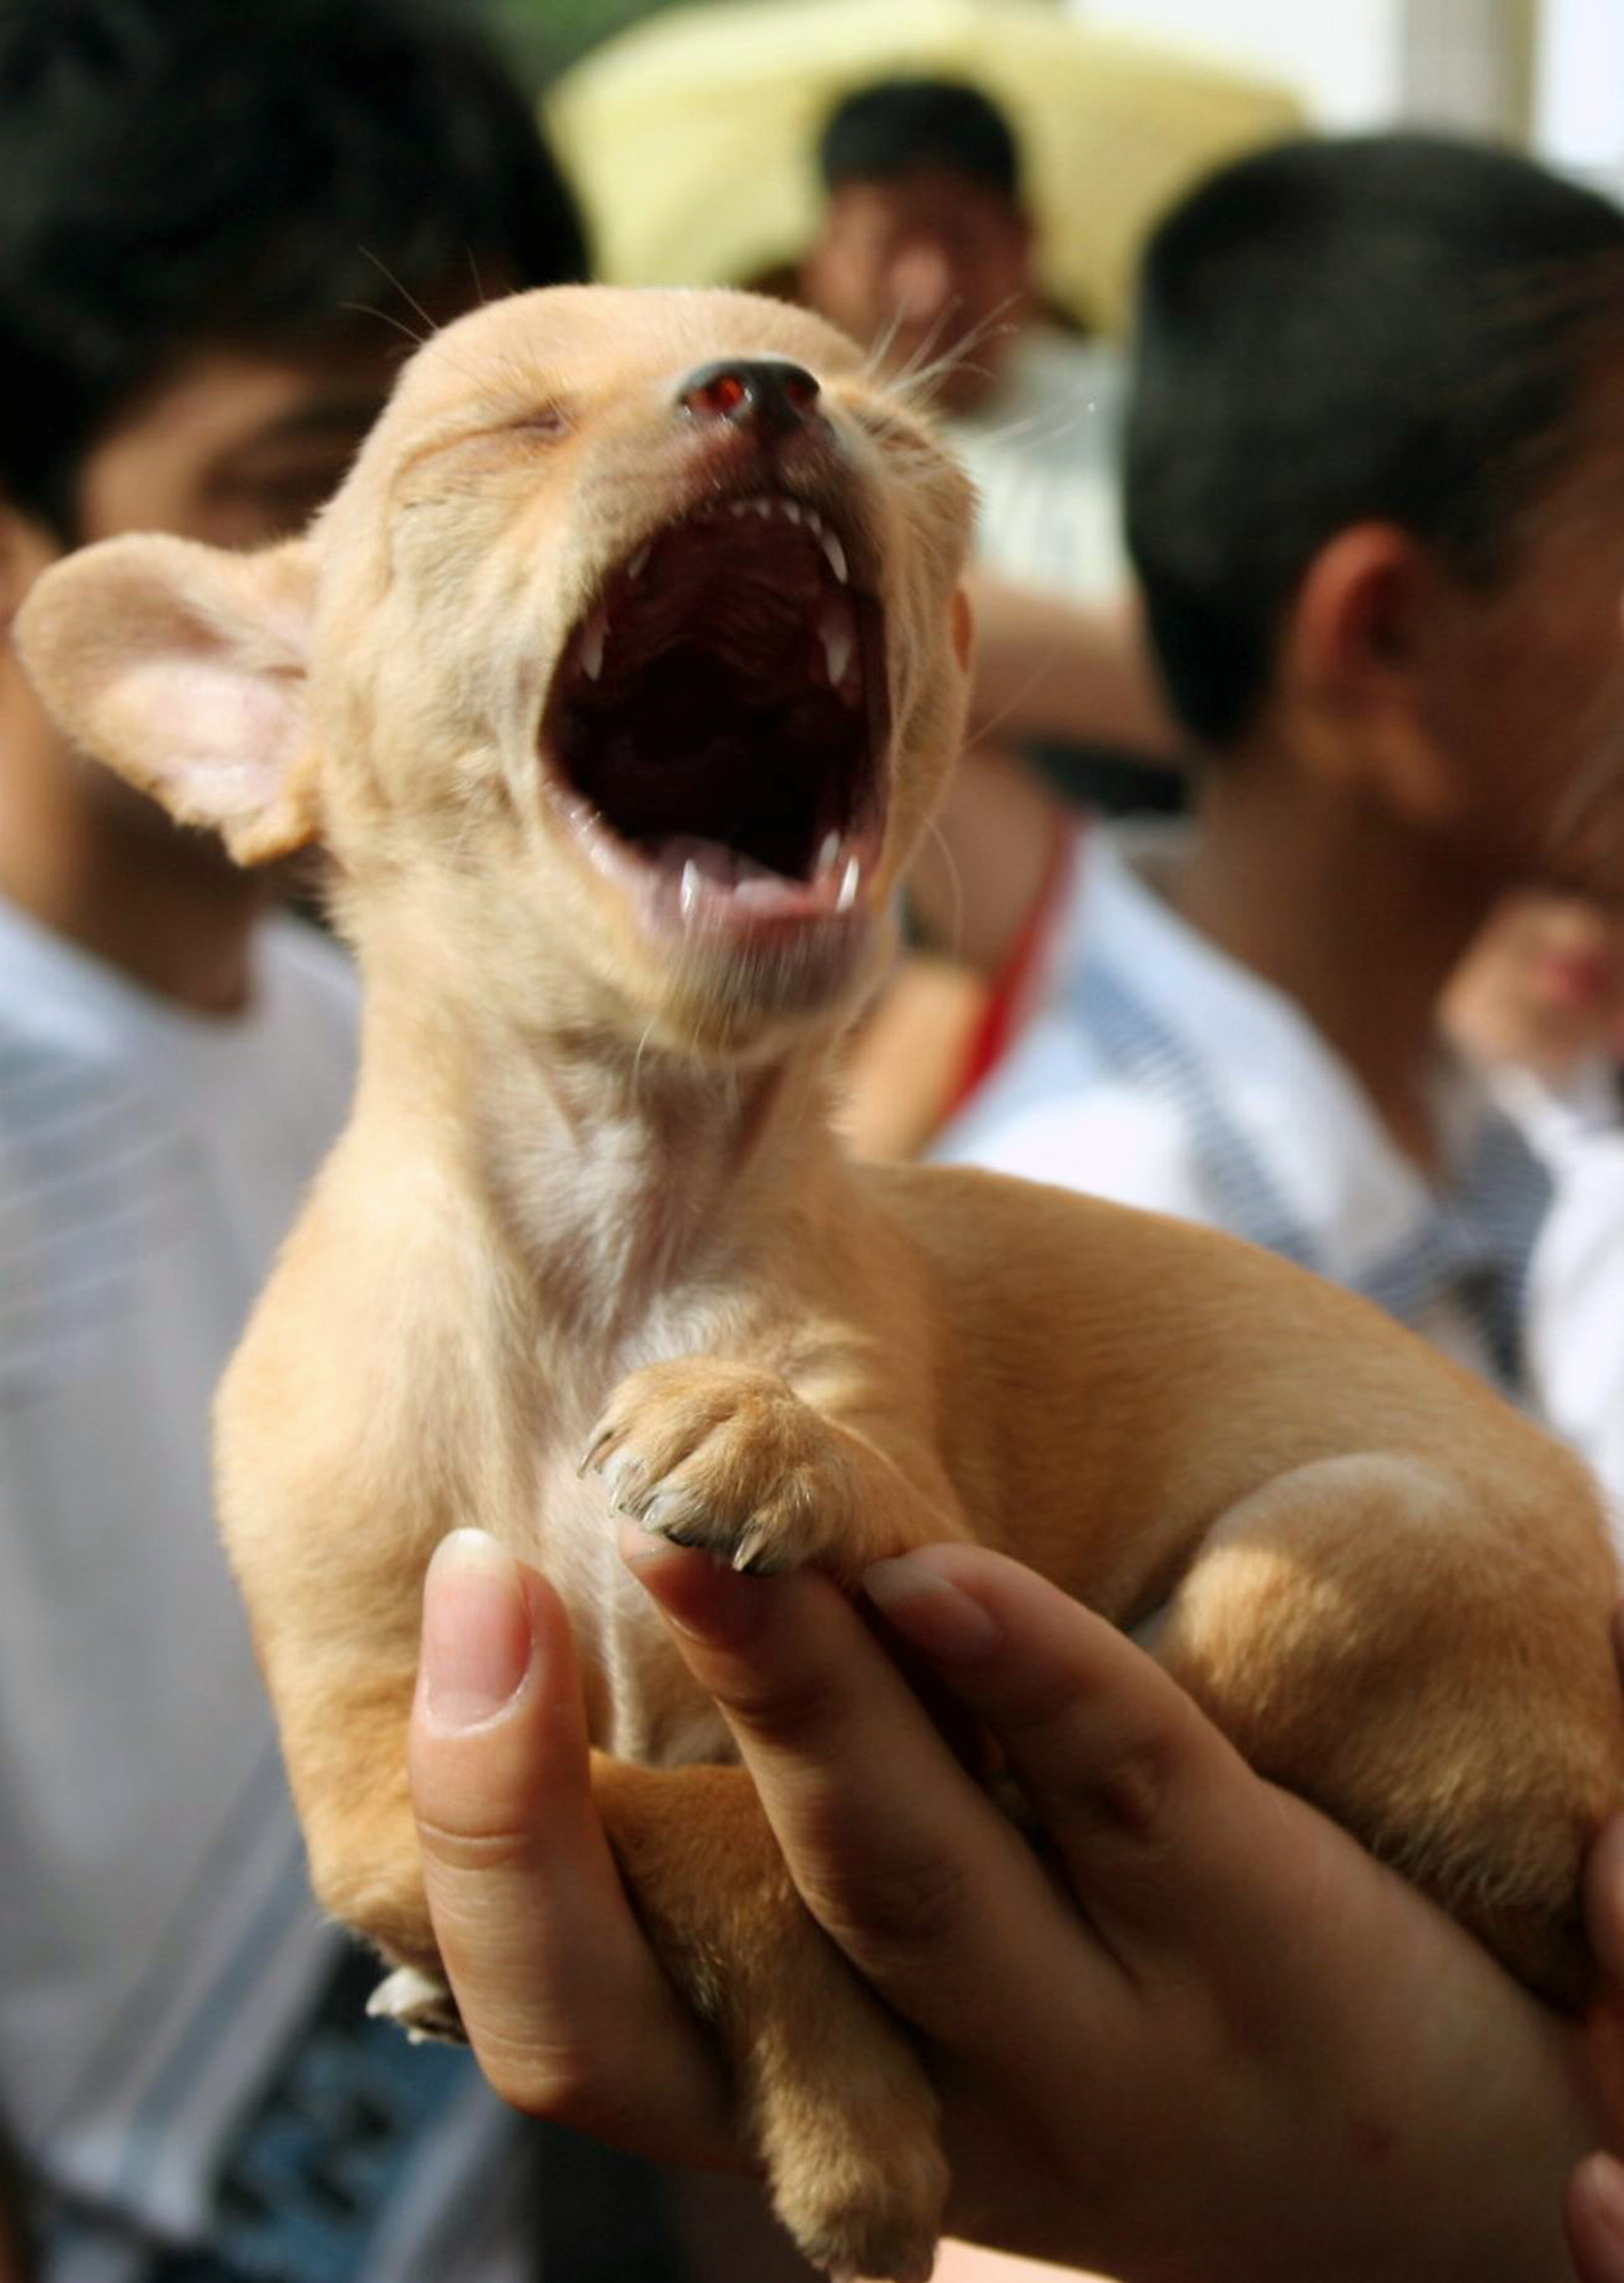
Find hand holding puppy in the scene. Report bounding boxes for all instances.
[412,1530,1622,2283]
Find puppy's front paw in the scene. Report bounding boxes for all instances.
[580,1360,856,1572]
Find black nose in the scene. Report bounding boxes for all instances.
[677,357,821,434]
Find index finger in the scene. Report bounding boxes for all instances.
[620,1530,1133,2048]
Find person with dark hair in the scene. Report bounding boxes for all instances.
[800,74,1128,605]
[800,74,1179,1162]
[0,4,615,2276]
[932,129,1624,1509]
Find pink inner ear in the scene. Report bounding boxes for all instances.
[115,652,301,826]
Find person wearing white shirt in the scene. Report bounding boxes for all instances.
[0,7,685,2278]
[928,133,1624,1533]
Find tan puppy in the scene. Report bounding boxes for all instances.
[18,286,1624,2282]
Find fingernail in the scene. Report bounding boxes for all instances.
[864,1552,1002,1662]
[420,1529,532,1731]
[619,1525,769,1647]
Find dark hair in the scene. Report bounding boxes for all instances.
[1124,132,1624,746]
[816,76,1021,204]
[0,0,589,537]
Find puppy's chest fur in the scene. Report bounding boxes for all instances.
[526,1318,751,1771]
[498,1137,796,1762]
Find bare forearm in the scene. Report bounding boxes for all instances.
[964,572,1177,756]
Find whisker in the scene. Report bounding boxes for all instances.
[356,247,441,344]
[339,298,432,353]
[916,813,966,957]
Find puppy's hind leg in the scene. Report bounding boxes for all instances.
[595,1755,949,2283]
[1148,1452,1624,2005]
[269,1649,455,2022]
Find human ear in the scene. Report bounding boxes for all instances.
[13,532,320,864]
[1282,522,1458,818]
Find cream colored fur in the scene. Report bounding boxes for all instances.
[18,286,1623,2283]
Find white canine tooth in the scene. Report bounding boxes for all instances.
[819,526,849,584]
[680,859,701,920]
[729,500,749,517]
[627,544,650,579]
[753,497,771,518]
[783,500,803,524]
[836,857,861,914]
[581,610,608,681]
[819,608,853,689]
[816,830,842,874]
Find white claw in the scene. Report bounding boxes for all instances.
[581,610,608,681]
[836,856,861,914]
[680,858,701,920]
[819,526,849,584]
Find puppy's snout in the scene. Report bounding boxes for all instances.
[677,357,822,436]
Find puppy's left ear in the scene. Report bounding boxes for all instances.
[14,531,320,866]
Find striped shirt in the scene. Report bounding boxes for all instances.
[934,823,1564,1416]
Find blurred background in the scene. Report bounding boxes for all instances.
[498,0,1624,336]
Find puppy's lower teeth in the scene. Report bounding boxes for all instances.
[680,859,701,919]
[818,598,855,689]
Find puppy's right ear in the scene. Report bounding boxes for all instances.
[13,531,320,866]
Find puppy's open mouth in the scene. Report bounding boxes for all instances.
[543,493,887,933]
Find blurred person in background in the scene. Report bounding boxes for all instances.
[1445,889,1624,1153]
[801,72,1126,606]
[928,131,1624,1519]
[800,77,1180,1154]
[0,4,725,2278]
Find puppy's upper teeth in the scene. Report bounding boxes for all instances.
[836,856,861,914]
[816,830,842,875]
[783,500,803,524]
[818,526,848,585]
[581,609,609,681]
[627,544,650,580]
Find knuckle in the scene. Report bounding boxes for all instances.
[719,1665,844,1752]
[1066,1721,1180,1845]
[413,1813,541,1880]
[799,1838,971,1956]
[475,2032,605,2124]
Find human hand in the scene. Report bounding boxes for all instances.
[409,1529,1613,2281]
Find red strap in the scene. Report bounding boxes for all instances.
[947,813,1086,1118]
